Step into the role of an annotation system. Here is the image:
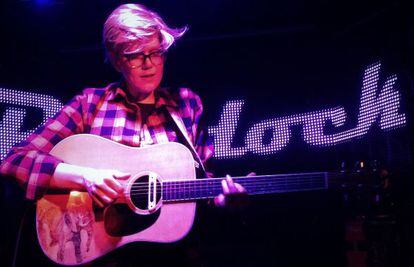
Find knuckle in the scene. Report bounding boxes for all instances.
[103,177,112,183]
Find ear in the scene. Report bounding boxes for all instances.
[108,51,122,72]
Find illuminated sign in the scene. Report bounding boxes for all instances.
[0,89,63,160]
[0,62,407,161]
[208,62,406,159]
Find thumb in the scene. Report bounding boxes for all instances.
[247,172,256,177]
[112,170,131,180]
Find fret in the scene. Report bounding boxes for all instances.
[163,182,167,200]
[178,181,182,200]
[173,181,177,200]
[185,181,189,199]
[168,182,172,201]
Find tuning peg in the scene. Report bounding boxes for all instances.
[340,161,348,173]
[355,160,366,173]
[369,160,379,172]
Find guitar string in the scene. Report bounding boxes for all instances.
[127,178,326,192]
[119,174,345,196]
[124,184,327,200]
[121,176,351,201]
[127,181,327,195]
[124,180,327,197]
[125,174,346,192]
[128,173,329,183]
[127,175,327,191]
[127,180,326,194]
[127,174,327,189]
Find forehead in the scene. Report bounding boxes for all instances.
[123,35,161,55]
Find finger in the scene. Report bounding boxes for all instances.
[226,175,237,193]
[247,172,256,177]
[214,194,226,207]
[221,179,230,194]
[235,183,246,193]
[84,180,95,195]
[96,181,119,199]
[113,171,131,180]
[93,187,114,204]
[104,177,124,194]
[90,194,104,208]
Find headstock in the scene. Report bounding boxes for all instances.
[333,160,392,216]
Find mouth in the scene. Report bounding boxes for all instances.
[140,74,155,78]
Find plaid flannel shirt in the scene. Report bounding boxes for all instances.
[0,83,214,200]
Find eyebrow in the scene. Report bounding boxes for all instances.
[148,48,163,53]
[133,49,163,55]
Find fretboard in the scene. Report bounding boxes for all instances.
[162,172,330,202]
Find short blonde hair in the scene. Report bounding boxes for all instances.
[103,3,187,57]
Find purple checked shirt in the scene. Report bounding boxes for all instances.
[0,83,214,200]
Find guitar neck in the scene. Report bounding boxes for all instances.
[162,172,332,202]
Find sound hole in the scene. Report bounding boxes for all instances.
[129,175,162,211]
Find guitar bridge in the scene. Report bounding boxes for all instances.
[148,172,157,210]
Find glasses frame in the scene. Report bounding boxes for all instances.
[124,50,166,69]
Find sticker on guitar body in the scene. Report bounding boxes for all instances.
[37,192,94,264]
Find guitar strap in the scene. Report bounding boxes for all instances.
[163,106,208,178]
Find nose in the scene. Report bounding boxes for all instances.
[141,56,153,70]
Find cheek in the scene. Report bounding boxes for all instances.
[154,61,164,74]
[147,65,164,84]
[156,65,164,79]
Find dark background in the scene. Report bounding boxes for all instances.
[1,0,414,266]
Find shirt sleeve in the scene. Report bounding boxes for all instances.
[0,93,87,200]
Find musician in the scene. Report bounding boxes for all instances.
[0,3,244,207]
[0,3,245,266]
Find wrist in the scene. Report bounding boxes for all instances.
[51,163,90,190]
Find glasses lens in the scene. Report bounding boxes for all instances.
[126,54,143,68]
[126,51,164,68]
[149,52,164,66]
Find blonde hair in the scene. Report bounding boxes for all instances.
[103,3,187,57]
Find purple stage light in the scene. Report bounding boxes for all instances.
[35,0,52,5]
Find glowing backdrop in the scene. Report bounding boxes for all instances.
[0,62,407,162]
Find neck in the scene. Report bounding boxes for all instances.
[161,172,331,202]
[137,92,155,104]
[126,86,155,104]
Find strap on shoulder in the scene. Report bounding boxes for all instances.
[164,106,208,178]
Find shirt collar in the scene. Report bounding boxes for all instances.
[107,82,179,109]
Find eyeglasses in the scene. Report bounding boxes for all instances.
[124,50,165,69]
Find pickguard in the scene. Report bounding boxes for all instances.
[104,203,161,237]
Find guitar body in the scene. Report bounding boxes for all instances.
[36,134,197,266]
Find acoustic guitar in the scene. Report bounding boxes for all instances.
[36,134,344,265]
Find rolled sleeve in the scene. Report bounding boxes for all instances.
[0,92,87,200]
[25,153,63,199]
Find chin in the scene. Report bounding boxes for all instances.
[140,85,158,94]
[128,78,162,96]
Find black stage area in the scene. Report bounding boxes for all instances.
[1,1,414,266]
